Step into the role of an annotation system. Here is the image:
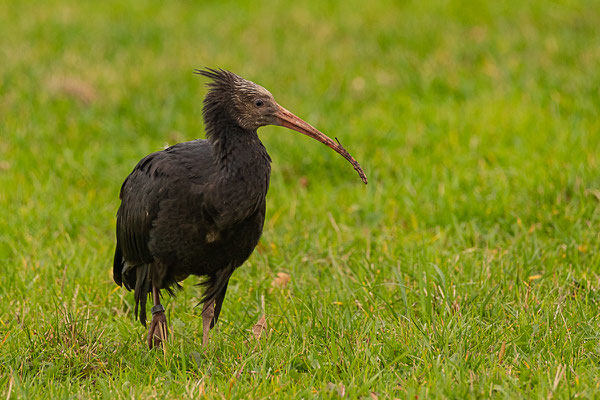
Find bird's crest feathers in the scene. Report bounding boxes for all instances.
[194,68,242,90]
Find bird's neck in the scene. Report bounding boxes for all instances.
[202,111,272,227]
[206,118,272,178]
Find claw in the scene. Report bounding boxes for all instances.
[147,311,168,349]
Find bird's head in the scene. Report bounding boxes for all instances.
[196,68,278,131]
[195,68,367,184]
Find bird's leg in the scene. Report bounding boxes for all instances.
[147,285,168,349]
[201,299,215,347]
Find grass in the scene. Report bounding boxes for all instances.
[1,0,600,397]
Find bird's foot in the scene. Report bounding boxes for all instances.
[147,305,168,349]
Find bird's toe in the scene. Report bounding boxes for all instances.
[147,311,168,349]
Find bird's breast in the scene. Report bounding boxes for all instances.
[205,163,270,229]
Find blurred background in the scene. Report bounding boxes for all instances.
[2,0,598,256]
[1,0,599,397]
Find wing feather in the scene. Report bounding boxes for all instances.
[113,140,213,288]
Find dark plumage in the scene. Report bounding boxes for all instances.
[113,68,367,348]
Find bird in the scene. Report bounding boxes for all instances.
[113,68,367,349]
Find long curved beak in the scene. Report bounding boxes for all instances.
[274,104,368,184]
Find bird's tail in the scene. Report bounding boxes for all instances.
[114,242,151,326]
[122,262,180,327]
[119,262,152,327]
[133,264,152,327]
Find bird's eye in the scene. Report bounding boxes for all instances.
[254,99,264,107]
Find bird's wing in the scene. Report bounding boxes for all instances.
[114,140,214,286]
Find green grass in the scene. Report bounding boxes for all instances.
[1,0,600,397]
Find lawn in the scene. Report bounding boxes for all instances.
[1,0,600,398]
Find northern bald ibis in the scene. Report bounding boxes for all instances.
[113,68,367,348]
